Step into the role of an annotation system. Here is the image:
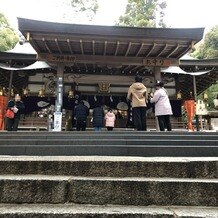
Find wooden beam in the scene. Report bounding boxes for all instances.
[92,40,95,55]
[30,38,41,54]
[125,42,132,56]
[55,38,62,54]
[104,41,107,56]
[29,32,197,46]
[167,44,180,58]
[157,44,168,57]
[145,43,156,57]
[114,41,120,56]
[180,60,218,67]
[42,38,52,54]
[80,40,84,54]
[38,53,179,66]
[67,39,73,54]
[177,41,195,58]
[136,43,144,57]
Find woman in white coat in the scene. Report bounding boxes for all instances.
[150,82,172,131]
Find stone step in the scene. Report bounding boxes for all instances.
[0,131,218,139]
[1,135,218,142]
[0,156,217,179]
[0,175,217,206]
[0,138,217,146]
[0,131,217,156]
[0,130,218,134]
[0,131,217,137]
[0,204,217,218]
[0,143,217,156]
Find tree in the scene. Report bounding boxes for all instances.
[198,84,218,110]
[0,13,18,52]
[117,0,167,28]
[192,25,218,59]
[192,26,218,110]
[63,0,98,22]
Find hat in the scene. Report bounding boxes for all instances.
[135,75,142,82]
[155,81,164,87]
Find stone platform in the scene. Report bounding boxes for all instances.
[0,131,217,157]
[0,131,217,217]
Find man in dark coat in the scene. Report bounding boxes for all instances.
[92,103,104,131]
[74,101,89,131]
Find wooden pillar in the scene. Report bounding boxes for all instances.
[8,70,14,99]
[154,67,161,82]
[154,67,161,131]
[193,75,200,131]
[53,63,64,131]
[55,64,64,112]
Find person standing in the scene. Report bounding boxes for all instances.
[6,94,25,131]
[92,103,104,131]
[105,108,116,131]
[183,93,196,132]
[74,101,89,131]
[127,75,148,131]
[150,81,172,131]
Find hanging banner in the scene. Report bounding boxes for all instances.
[53,112,62,131]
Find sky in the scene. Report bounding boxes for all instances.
[0,0,217,35]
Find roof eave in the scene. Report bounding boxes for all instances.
[18,18,204,44]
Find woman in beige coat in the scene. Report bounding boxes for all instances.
[127,75,147,131]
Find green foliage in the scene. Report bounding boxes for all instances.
[117,0,167,27]
[192,25,218,59]
[70,0,98,21]
[0,13,18,52]
[200,83,218,110]
[192,26,218,110]
[0,13,10,28]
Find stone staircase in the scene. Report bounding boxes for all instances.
[0,132,217,217]
[0,131,218,156]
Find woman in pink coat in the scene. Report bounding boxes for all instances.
[105,109,116,131]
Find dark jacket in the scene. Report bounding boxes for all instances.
[93,107,104,127]
[7,100,25,119]
[74,104,89,121]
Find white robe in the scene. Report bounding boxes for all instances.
[150,88,173,116]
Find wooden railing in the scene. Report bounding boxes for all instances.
[18,115,185,131]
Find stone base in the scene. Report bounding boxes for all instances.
[0,204,218,218]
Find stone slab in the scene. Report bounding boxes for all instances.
[0,156,217,178]
[0,175,68,203]
[69,177,218,207]
[0,175,217,206]
[0,204,218,218]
